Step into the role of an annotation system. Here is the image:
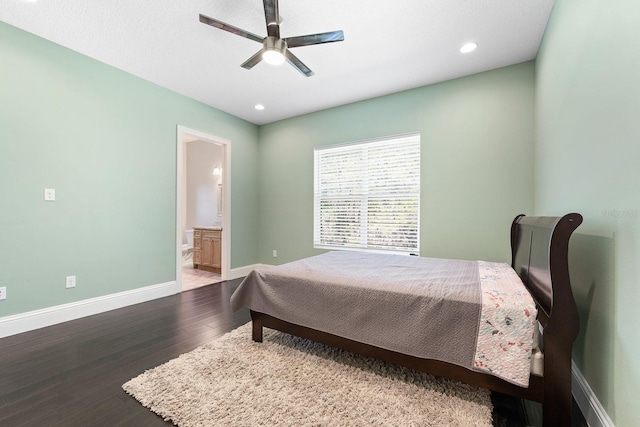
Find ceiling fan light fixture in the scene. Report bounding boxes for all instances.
[263,50,285,65]
[262,37,287,65]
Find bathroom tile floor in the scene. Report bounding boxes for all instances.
[182,261,222,291]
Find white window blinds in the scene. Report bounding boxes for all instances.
[314,133,420,254]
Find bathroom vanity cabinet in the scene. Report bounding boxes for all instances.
[193,227,221,274]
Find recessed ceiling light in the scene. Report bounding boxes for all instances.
[460,42,478,54]
[255,104,265,111]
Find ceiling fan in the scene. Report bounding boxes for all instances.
[199,0,344,77]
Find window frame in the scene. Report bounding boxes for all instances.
[313,133,421,255]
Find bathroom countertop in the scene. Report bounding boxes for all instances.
[193,226,222,231]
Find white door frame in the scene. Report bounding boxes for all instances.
[176,125,231,288]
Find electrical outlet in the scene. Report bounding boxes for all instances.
[272,250,277,257]
[66,275,76,289]
[0,286,6,300]
[44,188,56,201]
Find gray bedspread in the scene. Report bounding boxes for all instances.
[230,251,482,369]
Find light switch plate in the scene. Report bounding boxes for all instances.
[44,188,56,201]
[0,286,6,300]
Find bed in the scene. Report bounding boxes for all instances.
[230,213,582,426]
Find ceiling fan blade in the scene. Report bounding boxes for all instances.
[263,0,280,38]
[285,30,344,48]
[285,50,314,77]
[199,14,263,44]
[241,49,265,70]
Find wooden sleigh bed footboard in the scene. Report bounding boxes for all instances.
[248,213,583,427]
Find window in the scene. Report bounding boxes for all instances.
[314,133,420,254]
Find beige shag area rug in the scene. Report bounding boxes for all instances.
[123,323,492,426]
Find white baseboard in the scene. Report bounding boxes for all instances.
[572,360,615,427]
[0,281,179,339]
[0,263,274,339]
[228,263,273,280]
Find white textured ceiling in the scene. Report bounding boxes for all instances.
[1,0,554,125]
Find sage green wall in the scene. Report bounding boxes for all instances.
[258,62,535,265]
[0,22,259,317]
[535,0,640,425]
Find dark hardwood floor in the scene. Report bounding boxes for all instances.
[0,279,586,426]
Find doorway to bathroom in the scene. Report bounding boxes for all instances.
[176,126,231,292]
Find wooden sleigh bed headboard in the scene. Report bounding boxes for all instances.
[510,213,582,424]
[511,214,582,334]
[247,213,583,426]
